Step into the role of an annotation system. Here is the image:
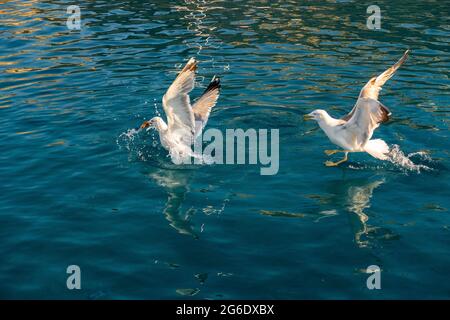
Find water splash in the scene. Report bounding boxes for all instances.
[192,152,215,165]
[175,0,230,87]
[153,98,161,117]
[117,126,161,163]
[117,128,140,151]
[118,126,216,167]
[386,144,433,173]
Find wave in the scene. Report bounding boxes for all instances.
[386,144,433,173]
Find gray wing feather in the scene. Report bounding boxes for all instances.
[162,58,197,144]
[192,76,220,136]
[342,49,409,120]
[343,98,391,146]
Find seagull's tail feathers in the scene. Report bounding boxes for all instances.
[364,139,390,160]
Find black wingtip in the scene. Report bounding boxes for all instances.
[203,76,221,93]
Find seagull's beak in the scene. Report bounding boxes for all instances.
[138,121,151,131]
[303,114,314,121]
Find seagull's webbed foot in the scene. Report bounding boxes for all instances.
[324,150,340,156]
[324,152,349,167]
[325,160,338,167]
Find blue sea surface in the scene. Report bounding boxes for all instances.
[0,0,449,299]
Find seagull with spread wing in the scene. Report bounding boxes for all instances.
[304,50,410,166]
[139,58,220,163]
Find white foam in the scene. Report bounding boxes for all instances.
[386,144,432,173]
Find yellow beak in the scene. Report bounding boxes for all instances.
[303,114,314,121]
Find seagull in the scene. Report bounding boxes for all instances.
[304,50,410,166]
[139,58,220,163]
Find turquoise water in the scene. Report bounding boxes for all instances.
[0,0,449,299]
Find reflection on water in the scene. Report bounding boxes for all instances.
[147,165,231,239]
[267,177,391,248]
[322,176,402,249]
[259,208,338,222]
[148,168,199,239]
[345,178,385,248]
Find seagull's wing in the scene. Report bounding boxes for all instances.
[341,101,358,122]
[371,49,409,89]
[342,50,409,121]
[342,97,391,146]
[192,76,221,136]
[162,58,197,145]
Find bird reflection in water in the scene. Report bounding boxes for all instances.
[148,168,199,239]
[317,176,394,248]
[344,178,385,248]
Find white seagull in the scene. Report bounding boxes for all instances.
[304,50,410,166]
[139,58,220,163]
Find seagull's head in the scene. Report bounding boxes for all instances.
[303,110,329,122]
[139,117,163,131]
